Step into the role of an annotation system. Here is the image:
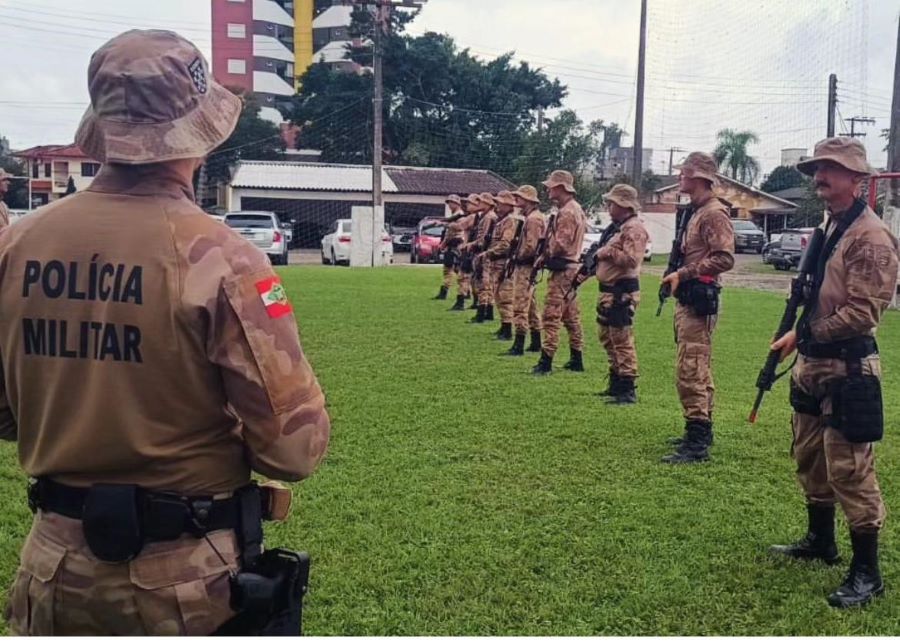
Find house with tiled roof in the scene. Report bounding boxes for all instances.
[13,144,101,208]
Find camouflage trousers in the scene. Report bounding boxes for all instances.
[458,267,471,298]
[4,511,239,635]
[476,256,495,305]
[674,303,717,421]
[491,260,514,323]
[542,267,583,358]
[597,292,640,378]
[512,264,541,335]
[442,265,456,289]
[791,354,885,531]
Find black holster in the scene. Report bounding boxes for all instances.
[597,278,639,328]
[545,256,572,272]
[789,379,821,416]
[442,250,457,268]
[460,255,474,273]
[829,358,883,443]
[676,279,720,316]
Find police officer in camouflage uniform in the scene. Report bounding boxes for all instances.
[768,137,899,609]
[468,193,498,324]
[506,185,545,356]
[0,30,330,635]
[0,168,14,230]
[484,190,520,341]
[434,194,464,300]
[448,194,480,311]
[660,152,735,464]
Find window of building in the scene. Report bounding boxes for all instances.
[227,59,247,74]
[81,162,101,177]
[32,162,39,179]
[227,23,246,38]
[44,163,51,178]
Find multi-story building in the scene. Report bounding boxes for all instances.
[14,145,101,208]
[211,0,356,125]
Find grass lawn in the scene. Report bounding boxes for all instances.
[2,265,900,635]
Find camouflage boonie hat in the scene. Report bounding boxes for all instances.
[445,194,462,206]
[796,136,873,177]
[542,170,576,194]
[603,183,641,213]
[480,192,497,207]
[513,185,540,204]
[75,30,242,165]
[495,190,516,207]
[675,152,718,185]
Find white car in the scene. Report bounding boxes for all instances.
[224,211,290,265]
[321,218,394,266]
[581,223,653,262]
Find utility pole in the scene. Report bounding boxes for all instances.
[827,73,837,137]
[887,14,900,235]
[632,0,647,186]
[667,146,685,176]
[537,108,545,135]
[847,116,875,138]
[355,0,427,267]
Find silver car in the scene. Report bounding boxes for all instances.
[224,211,290,266]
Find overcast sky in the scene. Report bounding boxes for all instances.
[0,0,896,177]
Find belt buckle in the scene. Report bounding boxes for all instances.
[188,498,214,535]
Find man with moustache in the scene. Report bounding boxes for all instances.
[532,170,587,375]
[659,152,734,464]
[484,190,521,341]
[768,137,898,609]
[506,185,545,356]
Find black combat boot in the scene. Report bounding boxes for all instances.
[598,370,618,396]
[449,295,465,311]
[562,348,584,372]
[661,420,711,464]
[469,297,479,310]
[434,285,449,300]
[470,305,486,323]
[506,333,526,356]
[667,421,715,446]
[527,330,542,353]
[532,351,553,376]
[769,504,841,565]
[495,322,513,340]
[827,530,884,608]
[485,305,495,321]
[607,377,637,405]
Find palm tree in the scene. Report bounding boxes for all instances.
[713,129,761,185]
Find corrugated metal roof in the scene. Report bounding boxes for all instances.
[231,161,400,192]
[230,161,515,196]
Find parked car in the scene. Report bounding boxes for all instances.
[732,219,765,253]
[771,227,816,271]
[390,225,417,252]
[411,219,446,264]
[321,218,393,266]
[223,211,289,265]
[761,233,783,265]
[580,223,653,262]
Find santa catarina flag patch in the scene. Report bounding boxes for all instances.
[255,276,292,319]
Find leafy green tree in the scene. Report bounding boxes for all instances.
[640,169,661,196]
[713,129,761,184]
[760,165,806,194]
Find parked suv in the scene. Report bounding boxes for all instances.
[772,227,817,271]
[224,211,289,265]
[732,219,765,254]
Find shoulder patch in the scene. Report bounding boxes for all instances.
[255,276,292,319]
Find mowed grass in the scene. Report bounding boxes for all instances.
[2,265,900,635]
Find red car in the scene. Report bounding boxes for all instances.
[411,219,447,264]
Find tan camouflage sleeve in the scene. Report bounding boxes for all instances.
[520,215,544,259]
[209,267,330,481]
[548,209,576,258]
[488,218,517,259]
[599,226,647,269]
[678,210,735,280]
[810,234,900,343]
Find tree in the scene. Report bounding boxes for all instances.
[713,129,760,185]
[789,183,826,228]
[760,165,806,193]
[0,134,28,209]
[203,90,285,186]
[640,169,661,196]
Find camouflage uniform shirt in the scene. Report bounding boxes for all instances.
[676,195,735,283]
[0,165,330,494]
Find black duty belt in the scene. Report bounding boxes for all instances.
[515,257,534,266]
[28,477,266,541]
[599,278,640,294]
[798,336,878,360]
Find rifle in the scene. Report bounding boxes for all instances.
[564,221,621,300]
[529,212,558,287]
[499,217,527,284]
[459,212,483,272]
[656,204,694,317]
[747,227,825,423]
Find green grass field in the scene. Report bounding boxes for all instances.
[2,265,900,635]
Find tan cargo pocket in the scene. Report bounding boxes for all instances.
[826,436,871,485]
[130,531,238,636]
[4,531,67,635]
[224,269,306,414]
